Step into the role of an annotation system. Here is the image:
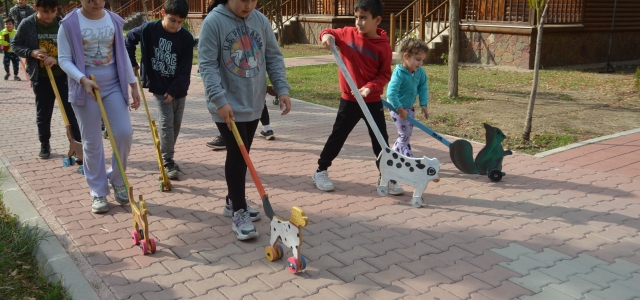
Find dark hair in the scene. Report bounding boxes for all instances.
[207,0,227,13]
[35,0,58,10]
[164,0,189,18]
[400,38,429,57]
[354,0,384,19]
[3,18,14,25]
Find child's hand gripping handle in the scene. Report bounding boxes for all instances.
[328,39,388,149]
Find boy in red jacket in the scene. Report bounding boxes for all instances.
[312,0,403,195]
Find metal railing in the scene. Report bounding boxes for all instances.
[258,0,301,31]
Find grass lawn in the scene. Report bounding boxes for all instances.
[0,171,70,300]
[285,63,640,155]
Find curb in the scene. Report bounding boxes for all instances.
[534,128,640,158]
[0,158,101,300]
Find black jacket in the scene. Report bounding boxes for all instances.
[11,14,62,82]
[125,21,195,98]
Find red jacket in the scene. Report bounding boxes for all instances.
[320,27,392,103]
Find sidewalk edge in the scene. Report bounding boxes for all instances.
[0,156,103,300]
[534,128,640,158]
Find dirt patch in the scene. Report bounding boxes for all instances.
[420,65,640,154]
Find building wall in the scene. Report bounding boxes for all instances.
[540,31,640,67]
[460,32,533,69]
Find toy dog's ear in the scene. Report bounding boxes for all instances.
[290,207,308,227]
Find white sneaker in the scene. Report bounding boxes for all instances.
[222,195,261,221]
[91,196,109,213]
[312,170,334,191]
[232,209,259,240]
[389,180,405,195]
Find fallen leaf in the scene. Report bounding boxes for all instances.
[24,297,36,300]
[16,261,24,265]
[22,266,31,269]
[10,269,17,276]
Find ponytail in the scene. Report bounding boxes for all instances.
[207,0,227,13]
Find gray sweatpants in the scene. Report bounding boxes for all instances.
[72,65,133,197]
[153,94,186,164]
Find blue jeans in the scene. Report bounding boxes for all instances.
[154,94,186,164]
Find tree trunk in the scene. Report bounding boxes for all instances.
[522,1,550,141]
[448,0,460,98]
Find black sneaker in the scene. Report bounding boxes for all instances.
[38,142,51,159]
[164,161,180,180]
[259,130,275,140]
[206,136,226,150]
[14,75,20,81]
[4,74,9,80]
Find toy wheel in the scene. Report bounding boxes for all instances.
[69,156,76,166]
[62,157,71,167]
[77,165,85,175]
[273,99,279,105]
[276,244,284,259]
[140,239,148,255]
[149,238,157,253]
[299,255,307,270]
[265,246,278,262]
[411,197,423,208]
[131,230,141,245]
[488,169,503,182]
[377,185,388,196]
[287,257,300,273]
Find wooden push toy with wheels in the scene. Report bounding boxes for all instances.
[381,100,512,182]
[229,120,309,273]
[91,74,156,255]
[137,74,172,192]
[329,40,441,207]
[46,66,84,175]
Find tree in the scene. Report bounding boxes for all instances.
[448,0,460,98]
[522,0,551,141]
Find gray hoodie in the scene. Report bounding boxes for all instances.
[199,4,290,123]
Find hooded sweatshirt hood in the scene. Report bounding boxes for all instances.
[198,4,290,123]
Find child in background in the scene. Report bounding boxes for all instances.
[57,0,141,214]
[125,0,195,180]
[1,18,21,81]
[11,0,82,159]
[312,0,404,196]
[386,38,429,158]
[199,0,291,240]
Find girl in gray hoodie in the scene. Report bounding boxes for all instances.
[199,0,291,240]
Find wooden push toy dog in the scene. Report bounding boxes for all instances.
[46,66,84,175]
[329,40,440,207]
[377,148,440,207]
[229,120,309,273]
[137,74,172,192]
[91,75,156,255]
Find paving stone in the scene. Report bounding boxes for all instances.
[537,260,587,281]
[577,267,626,288]
[547,276,604,299]
[561,254,608,273]
[477,281,535,300]
[491,243,537,260]
[616,273,640,293]
[509,269,562,293]
[590,281,640,300]
[500,255,551,275]
[599,259,640,278]
[524,248,573,266]
[520,286,579,300]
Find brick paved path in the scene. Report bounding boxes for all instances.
[1,65,640,300]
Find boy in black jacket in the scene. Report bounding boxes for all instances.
[12,0,81,159]
[125,0,195,180]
